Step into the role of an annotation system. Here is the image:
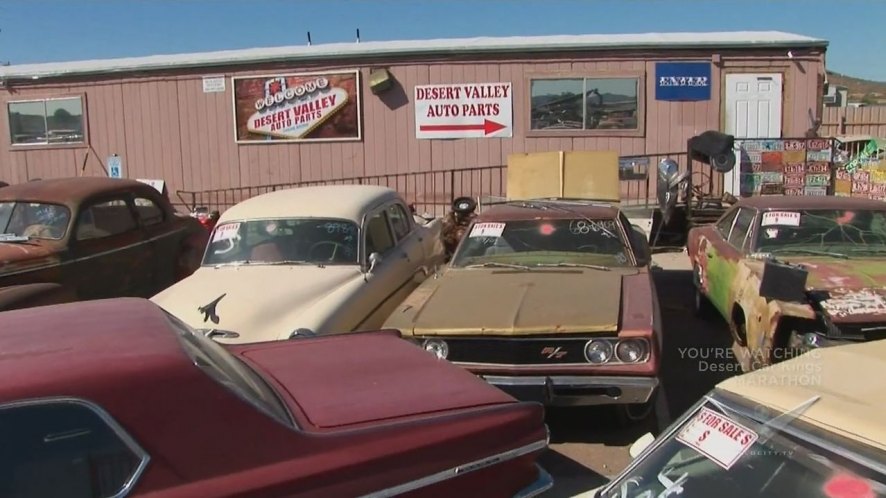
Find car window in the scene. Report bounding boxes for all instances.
[76,199,137,241]
[0,399,148,498]
[203,218,359,266]
[365,211,395,256]
[756,208,886,256]
[728,208,755,249]
[386,203,412,241]
[716,208,739,239]
[451,217,632,268]
[133,196,165,227]
[0,201,71,240]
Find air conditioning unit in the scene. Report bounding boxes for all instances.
[822,94,838,105]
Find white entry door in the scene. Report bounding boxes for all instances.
[724,73,783,195]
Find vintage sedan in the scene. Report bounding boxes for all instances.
[0,177,208,311]
[152,184,446,343]
[0,298,552,497]
[687,195,886,371]
[590,339,886,498]
[383,199,663,424]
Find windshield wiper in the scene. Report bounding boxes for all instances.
[466,262,531,270]
[769,248,849,259]
[535,262,611,271]
[253,260,314,266]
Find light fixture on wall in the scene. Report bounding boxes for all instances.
[368,67,394,95]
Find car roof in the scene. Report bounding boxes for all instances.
[0,298,192,401]
[218,184,401,223]
[716,339,886,451]
[475,200,620,222]
[0,177,154,207]
[733,195,886,211]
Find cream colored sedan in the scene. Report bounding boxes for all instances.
[152,185,446,343]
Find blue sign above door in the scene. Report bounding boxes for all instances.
[655,62,712,101]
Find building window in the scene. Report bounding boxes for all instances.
[530,77,640,132]
[8,96,85,146]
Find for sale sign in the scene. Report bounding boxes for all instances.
[414,82,513,139]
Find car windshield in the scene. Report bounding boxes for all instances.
[756,209,886,256]
[0,201,71,240]
[203,218,359,266]
[600,394,886,498]
[165,311,294,428]
[450,217,633,268]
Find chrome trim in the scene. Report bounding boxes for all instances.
[0,396,150,498]
[514,464,555,498]
[358,438,548,498]
[481,375,659,406]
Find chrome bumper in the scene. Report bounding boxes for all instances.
[514,464,554,498]
[480,375,659,407]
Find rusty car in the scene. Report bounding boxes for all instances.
[383,198,663,426]
[152,184,447,343]
[0,297,553,497]
[687,195,886,372]
[0,177,208,311]
[589,339,886,498]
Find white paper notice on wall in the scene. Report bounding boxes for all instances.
[675,407,758,470]
[212,222,240,242]
[469,222,506,238]
[761,211,801,227]
[136,179,166,193]
[203,76,226,93]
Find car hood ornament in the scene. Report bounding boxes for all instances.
[198,293,226,324]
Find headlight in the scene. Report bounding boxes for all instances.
[615,339,648,363]
[584,340,613,364]
[422,339,449,360]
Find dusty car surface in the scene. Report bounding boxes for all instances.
[0,177,208,311]
[591,339,886,498]
[383,199,662,422]
[687,195,886,371]
[0,298,553,498]
[152,184,446,343]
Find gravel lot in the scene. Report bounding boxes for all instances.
[539,249,742,497]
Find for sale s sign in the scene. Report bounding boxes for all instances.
[233,70,361,143]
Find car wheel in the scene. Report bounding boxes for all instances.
[616,386,668,435]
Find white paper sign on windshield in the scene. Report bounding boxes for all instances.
[469,222,506,238]
[212,222,241,242]
[761,211,801,226]
[675,407,758,470]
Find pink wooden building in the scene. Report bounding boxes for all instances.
[0,31,827,213]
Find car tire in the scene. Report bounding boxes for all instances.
[615,385,669,435]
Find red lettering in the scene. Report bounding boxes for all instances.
[697,430,710,443]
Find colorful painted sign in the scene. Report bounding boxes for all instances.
[232,70,361,143]
[414,83,513,139]
[737,138,835,197]
[655,62,712,101]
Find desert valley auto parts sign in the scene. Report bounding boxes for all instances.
[414,83,513,139]
[233,70,361,143]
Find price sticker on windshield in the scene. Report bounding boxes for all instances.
[212,222,241,242]
[675,407,758,470]
[469,222,505,238]
[762,211,801,227]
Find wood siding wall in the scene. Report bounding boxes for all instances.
[821,106,886,137]
[0,49,825,208]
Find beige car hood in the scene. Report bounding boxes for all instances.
[151,264,363,342]
[385,267,631,336]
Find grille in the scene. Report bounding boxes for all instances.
[441,337,600,365]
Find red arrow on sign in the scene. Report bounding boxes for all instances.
[419,119,506,135]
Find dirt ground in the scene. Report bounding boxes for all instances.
[539,249,742,497]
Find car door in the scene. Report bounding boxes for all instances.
[385,201,428,281]
[352,206,417,330]
[66,195,153,300]
[706,207,756,316]
[132,190,180,294]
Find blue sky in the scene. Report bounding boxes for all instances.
[2,0,884,81]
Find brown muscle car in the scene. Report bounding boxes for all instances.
[0,177,208,311]
[687,195,886,372]
[0,297,553,497]
[383,199,663,424]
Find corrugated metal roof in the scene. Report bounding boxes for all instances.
[0,31,827,80]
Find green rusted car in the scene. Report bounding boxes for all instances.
[687,195,886,372]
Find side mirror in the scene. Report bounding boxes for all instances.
[629,432,655,458]
[368,252,382,273]
[631,225,651,266]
